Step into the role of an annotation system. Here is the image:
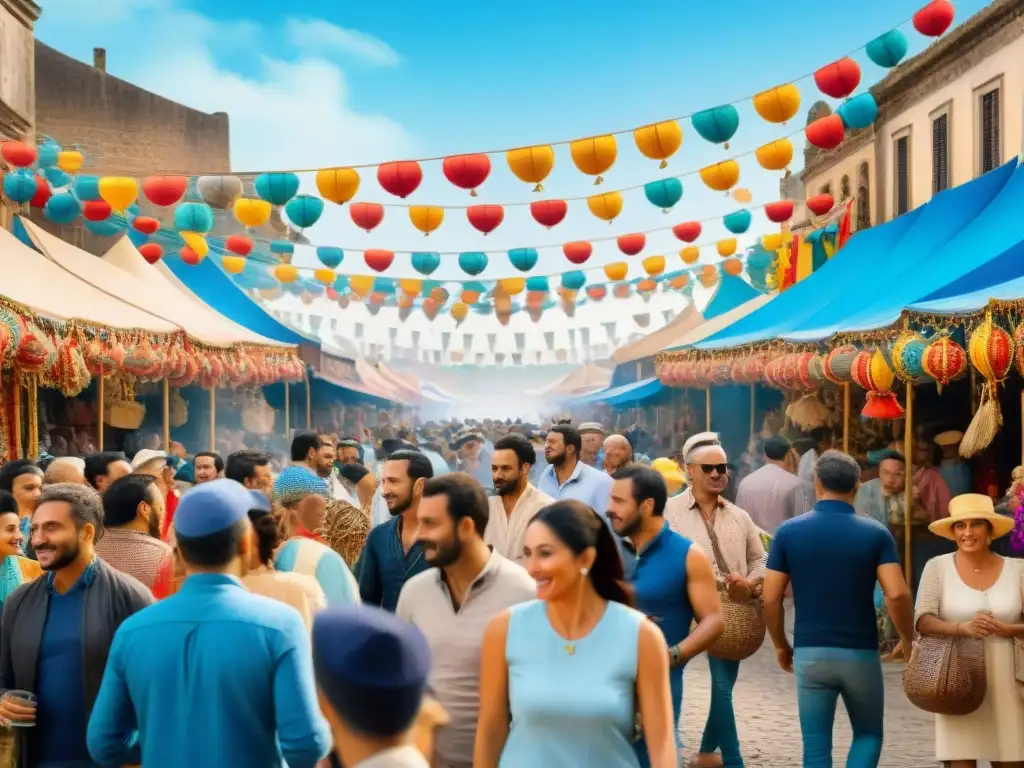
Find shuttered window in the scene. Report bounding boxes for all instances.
[980,88,1001,173]
[895,135,910,216]
[932,113,949,193]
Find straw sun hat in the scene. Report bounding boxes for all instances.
[928,493,1015,541]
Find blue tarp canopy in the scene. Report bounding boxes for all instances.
[565,376,663,408]
[703,274,761,321]
[910,274,1024,315]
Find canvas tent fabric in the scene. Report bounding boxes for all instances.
[665,292,774,351]
[565,376,663,408]
[703,275,763,321]
[612,305,703,364]
[355,358,410,405]
[527,362,613,397]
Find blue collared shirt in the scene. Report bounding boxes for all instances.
[87,573,330,768]
[355,516,429,612]
[536,460,613,515]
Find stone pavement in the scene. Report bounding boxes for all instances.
[676,644,966,768]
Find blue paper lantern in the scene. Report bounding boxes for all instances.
[643,178,684,212]
[173,202,215,234]
[458,251,488,276]
[472,303,493,315]
[561,271,586,291]
[43,192,81,225]
[691,105,740,147]
[866,29,908,68]
[333,275,349,293]
[316,246,343,269]
[74,175,102,201]
[254,172,300,206]
[84,218,125,237]
[746,248,772,271]
[3,170,37,204]
[508,247,539,272]
[44,167,71,189]
[373,277,396,294]
[723,209,752,234]
[411,251,440,276]
[270,241,295,258]
[37,139,61,168]
[285,194,324,229]
[526,276,549,292]
[838,93,878,131]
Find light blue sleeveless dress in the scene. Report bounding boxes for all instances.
[500,599,643,768]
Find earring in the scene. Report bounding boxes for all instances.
[580,567,589,576]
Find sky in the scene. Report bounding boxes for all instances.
[33,0,991,365]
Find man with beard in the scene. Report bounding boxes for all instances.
[485,434,552,566]
[292,432,354,505]
[96,473,176,598]
[132,449,180,542]
[602,434,634,475]
[356,450,433,611]
[450,432,492,492]
[397,473,534,768]
[0,483,152,765]
[608,465,724,768]
[536,424,613,515]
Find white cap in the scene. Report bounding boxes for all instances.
[131,448,168,470]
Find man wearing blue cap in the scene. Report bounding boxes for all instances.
[313,606,431,768]
[87,479,331,768]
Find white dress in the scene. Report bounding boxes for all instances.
[914,553,1024,762]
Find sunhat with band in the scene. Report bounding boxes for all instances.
[928,493,1015,541]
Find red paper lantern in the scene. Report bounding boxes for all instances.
[132,216,160,235]
[806,194,834,217]
[142,176,187,207]
[225,234,253,256]
[562,241,592,265]
[83,200,112,221]
[672,221,702,243]
[1,141,36,168]
[138,243,164,264]
[442,154,491,195]
[350,202,385,232]
[466,204,504,235]
[326,287,339,301]
[376,161,422,199]
[364,248,395,272]
[422,297,439,320]
[764,200,794,223]
[617,233,645,256]
[813,58,861,99]
[913,0,954,37]
[529,199,567,228]
[30,175,51,208]
[922,336,967,388]
[180,246,201,266]
[805,114,845,151]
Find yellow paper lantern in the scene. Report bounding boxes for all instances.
[586,191,623,222]
[752,84,801,124]
[400,279,422,297]
[314,268,336,285]
[273,264,299,284]
[350,275,374,298]
[506,145,555,191]
[57,150,84,173]
[604,262,628,281]
[409,205,444,235]
[398,294,414,309]
[761,233,783,251]
[642,255,666,276]
[716,238,737,258]
[722,258,744,276]
[569,135,617,183]
[234,198,273,229]
[499,277,525,296]
[315,167,361,204]
[451,302,469,322]
[755,139,793,172]
[680,246,700,264]
[699,161,740,193]
[222,256,246,275]
[633,121,683,168]
[732,188,752,204]
[180,231,208,258]
[98,176,138,212]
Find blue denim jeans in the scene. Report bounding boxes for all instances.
[699,656,744,767]
[794,647,884,768]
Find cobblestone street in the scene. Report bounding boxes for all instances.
[678,645,956,768]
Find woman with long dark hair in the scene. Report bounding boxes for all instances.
[475,500,676,768]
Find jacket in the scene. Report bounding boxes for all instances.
[0,557,153,767]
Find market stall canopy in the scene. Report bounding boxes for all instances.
[565,376,664,408]
[526,362,614,397]
[0,224,176,332]
[612,304,703,364]
[666,291,774,350]
[355,358,411,405]
[375,361,422,402]
[910,273,1024,315]
[101,236,291,348]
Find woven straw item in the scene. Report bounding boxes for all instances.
[708,586,766,661]
[903,634,986,715]
[104,400,145,430]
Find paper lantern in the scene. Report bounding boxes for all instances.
[753,84,801,124]
[637,279,657,293]
[82,199,112,221]
[0,141,36,168]
[409,205,444,235]
[377,161,422,199]
[755,139,794,172]
[680,246,700,264]
[723,210,752,234]
[699,265,718,288]
[530,199,567,228]
[587,192,623,222]
[132,216,160,235]
[814,58,861,99]
[316,247,343,269]
[716,239,737,258]
[271,241,294,260]
[74,176,101,202]
[691,105,740,149]
[806,194,834,217]
[430,286,448,303]
[614,283,632,299]
[350,275,375,298]
[604,262,628,281]
[643,179,683,212]
[315,167,360,204]
[891,333,928,381]
[56,150,83,173]
[285,194,325,230]
[350,202,385,232]
[508,247,539,272]
[642,255,665,276]
[467,204,504,234]
[138,243,164,265]
[822,345,857,383]
[866,29,909,68]
[442,153,491,195]
[923,335,967,389]
[43,192,81,224]
[180,246,203,266]
[411,251,441,276]
[99,177,138,212]
[313,268,336,286]
[633,121,682,168]
[617,233,645,256]
[669,274,690,290]
[29,175,51,208]
[38,142,60,169]
[839,93,879,131]
[422,297,440,320]
[226,235,253,257]
[506,145,555,191]
[221,255,245,275]
[197,175,243,209]
[587,285,607,301]
[764,201,794,223]
[561,271,586,291]
[722,258,744,276]
[500,278,525,296]
[254,172,299,206]
[562,241,592,265]
[142,176,187,207]
[174,202,215,234]
[806,114,845,150]
[570,135,617,183]
[451,302,469,322]
[914,0,954,37]
[969,316,1014,383]
[672,221,701,242]
[851,349,902,419]
[180,232,208,258]
[761,233,783,251]
[364,249,395,273]
[234,198,272,229]
[461,287,481,304]
[458,251,488,276]
[699,160,739,193]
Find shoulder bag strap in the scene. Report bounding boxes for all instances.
[698,509,731,577]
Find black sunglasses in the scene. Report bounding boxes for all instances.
[700,464,728,476]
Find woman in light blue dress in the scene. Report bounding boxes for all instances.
[475,500,677,768]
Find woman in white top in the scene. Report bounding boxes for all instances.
[913,493,1024,768]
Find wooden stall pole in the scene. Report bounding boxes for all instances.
[305,370,312,430]
[749,384,756,437]
[284,382,291,438]
[842,383,851,453]
[97,370,105,451]
[162,379,170,453]
[705,387,711,431]
[209,387,216,452]
[902,381,914,585]
[28,375,39,459]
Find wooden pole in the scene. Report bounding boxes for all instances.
[305,370,312,430]
[29,375,38,459]
[903,381,914,585]
[209,387,216,452]
[842,383,851,453]
[97,371,104,451]
[284,382,291,438]
[705,387,711,431]
[749,384,756,437]
[162,379,170,453]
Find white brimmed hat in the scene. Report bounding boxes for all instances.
[928,493,1014,541]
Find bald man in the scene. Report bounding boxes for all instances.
[602,434,633,475]
[44,456,87,485]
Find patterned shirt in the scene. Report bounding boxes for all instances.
[735,463,816,536]
[96,528,175,599]
[664,488,766,582]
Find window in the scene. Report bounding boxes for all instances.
[820,183,832,197]
[840,175,851,200]
[895,135,910,216]
[932,112,950,193]
[856,162,871,230]
[980,87,1001,173]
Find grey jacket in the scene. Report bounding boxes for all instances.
[0,557,153,767]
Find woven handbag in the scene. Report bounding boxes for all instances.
[903,634,986,715]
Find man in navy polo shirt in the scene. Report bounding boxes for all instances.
[763,450,914,768]
[608,464,724,768]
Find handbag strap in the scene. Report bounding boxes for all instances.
[698,507,732,578]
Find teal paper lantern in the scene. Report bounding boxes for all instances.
[317,246,343,268]
[458,251,488,276]
[74,175,101,201]
[373,277,396,294]
[3,170,37,203]
[254,172,300,206]
[643,178,684,212]
[473,303,493,315]
[44,167,71,189]
[691,105,740,147]
[333,275,349,293]
[128,229,149,247]
[723,209,752,234]
[411,251,441,276]
[270,241,294,258]
[174,202,215,234]
[526,276,549,292]
[561,271,586,291]
[508,247,539,272]
[43,192,81,225]
[37,139,61,168]
[866,29,908,68]
[285,194,324,229]
[838,93,879,131]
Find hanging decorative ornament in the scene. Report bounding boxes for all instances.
[430,285,448,304]
[411,251,441,276]
[174,202,215,234]
[461,286,481,304]
[851,349,902,419]
[669,274,690,290]
[377,161,422,199]
[723,210,752,234]
[969,315,1014,384]
[458,251,488,276]
[506,145,555,191]
[722,259,744,277]
[0,141,36,168]
[467,204,505,234]
[643,178,683,212]
[311,268,334,286]
[814,58,861,99]
[29,175,51,208]
[82,199,112,221]
[764,201,794,223]
[43,192,81,225]
[409,205,444,236]
[451,302,469,323]
[350,202,385,232]
[138,243,164,265]
[285,194,325,230]
[913,0,955,37]
[316,247,343,269]
[806,113,846,150]
[680,246,700,264]
[700,264,718,289]
[570,134,617,184]
[226,235,253,257]
[617,233,646,256]
[196,175,243,210]
[633,121,683,168]
[755,139,794,172]
[223,256,247,275]
[180,246,205,266]
[530,199,567,228]
[254,172,300,206]
[586,285,607,301]
[234,198,272,230]
[672,221,702,242]
[716,239,737,258]
[526,276,549,293]
[315,167,361,204]
[752,84,801,124]
[562,271,586,292]
[806,194,835,217]
[142,176,187,207]
[271,241,294,261]
[838,93,879,131]
[822,344,858,384]
[364,249,395,273]
[604,262,628,281]
[562,241,592,265]
[442,153,491,196]
[866,29,909,68]
[98,177,138,212]
[642,255,666,277]
[587,191,623,222]
[761,233,783,251]
[180,232,209,258]
[691,105,740,149]
[131,216,159,235]
[891,332,929,381]
[350,275,375,298]
[922,334,967,392]
[508,247,539,272]
[74,176,101,201]
[699,160,740,193]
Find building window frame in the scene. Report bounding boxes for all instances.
[974,76,1003,177]
[893,126,912,218]
[930,101,952,195]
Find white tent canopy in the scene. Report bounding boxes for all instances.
[611,305,703,364]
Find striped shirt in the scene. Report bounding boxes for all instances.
[735,464,816,536]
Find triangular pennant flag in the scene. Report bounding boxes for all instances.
[568,329,576,348]
[514,333,526,351]
[543,332,555,351]
[433,351,442,364]
[388,327,398,343]
[512,353,522,365]
[535,350,543,364]
[633,313,650,328]
[412,330,421,348]
[662,310,673,325]
[463,334,473,352]
[602,321,616,341]
[476,353,486,365]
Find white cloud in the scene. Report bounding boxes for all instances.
[285,18,402,68]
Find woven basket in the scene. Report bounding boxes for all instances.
[170,391,188,429]
[104,399,145,430]
[707,587,766,661]
[0,726,17,767]
[903,634,986,715]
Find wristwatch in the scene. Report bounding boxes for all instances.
[669,644,683,667]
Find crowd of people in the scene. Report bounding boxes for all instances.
[0,412,1020,768]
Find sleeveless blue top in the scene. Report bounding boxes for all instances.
[500,599,643,768]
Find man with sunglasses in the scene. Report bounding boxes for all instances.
[664,432,767,768]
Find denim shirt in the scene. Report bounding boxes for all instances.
[355,516,429,612]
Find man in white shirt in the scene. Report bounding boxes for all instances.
[797,427,833,484]
[484,434,553,565]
